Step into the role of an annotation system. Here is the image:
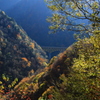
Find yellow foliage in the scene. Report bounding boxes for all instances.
[42,86,54,97]
[76,12,82,17]
[0,81,2,84]
[16,34,22,39]
[33,83,39,91]
[0,85,4,90]
[2,74,9,81]
[48,5,59,11]
[37,57,47,64]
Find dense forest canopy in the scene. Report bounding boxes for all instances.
[43,0,100,99]
[0,0,100,99]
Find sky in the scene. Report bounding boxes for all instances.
[0,0,75,47]
[0,0,21,10]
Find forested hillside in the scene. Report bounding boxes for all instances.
[0,10,47,87]
[0,0,100,100]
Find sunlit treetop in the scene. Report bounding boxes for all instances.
[45,0,100,35]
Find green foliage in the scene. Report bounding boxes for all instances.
[1,74,18,90]
[2,74,10,82]
[63,31,100,99]
[45,0,100,34]
[47,5,60,11]
[45,1,100,99]
[0,74,18,98]
[44,29,100,100]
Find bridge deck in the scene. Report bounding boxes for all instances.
[41,46,67,53]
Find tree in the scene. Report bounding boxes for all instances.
[66,32,100,99]
[44,0,100,99]
[45,0,100,36]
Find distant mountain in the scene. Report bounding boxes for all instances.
[5,0,75,47]
[0,10,47,81]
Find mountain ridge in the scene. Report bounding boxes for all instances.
[0,10,48,81]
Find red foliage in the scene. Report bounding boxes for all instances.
[47,94,53,99]
[7,25,11,28]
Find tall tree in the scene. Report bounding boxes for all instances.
[45,0,100,36]
[44,0,100,99]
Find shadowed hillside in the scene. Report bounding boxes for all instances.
[0,10,48,82]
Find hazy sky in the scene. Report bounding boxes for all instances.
[0,0,21,10]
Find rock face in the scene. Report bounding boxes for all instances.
[0,10,48,80]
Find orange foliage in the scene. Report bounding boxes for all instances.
[37,57,46,63]
[21,57,28,62]
[21,58,31,67]
[20,77,29,85]
[44,67,49,71]
[0,90,4,94]
[29,43,35,49]
[27,61,31,67]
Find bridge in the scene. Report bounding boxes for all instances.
[41,46,67,59]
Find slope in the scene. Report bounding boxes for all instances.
[0,10,47,82]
